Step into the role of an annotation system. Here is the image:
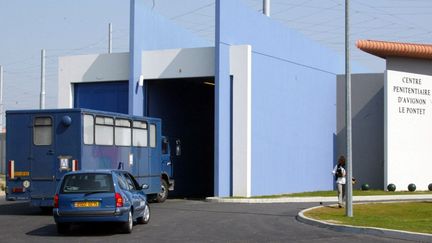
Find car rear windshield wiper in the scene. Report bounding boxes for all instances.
[84,190,111,196]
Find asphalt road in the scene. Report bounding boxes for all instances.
[0,197,412,243]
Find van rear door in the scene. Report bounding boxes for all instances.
[31,116,56,180]
[30,116,57,203]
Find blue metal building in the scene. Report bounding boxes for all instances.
[58,0,344,197]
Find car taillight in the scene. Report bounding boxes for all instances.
[54,194,59,208]
[115,193,123,207]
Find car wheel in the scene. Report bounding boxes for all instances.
[121,210,133,233]
[56,223,70,234]
[137,202,150,224]
[156,180,168,203]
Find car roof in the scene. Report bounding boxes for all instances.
[64,169,129,176]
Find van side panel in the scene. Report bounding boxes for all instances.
[132,146,151,192]
[54,112,82,179]
[148,120,162,194]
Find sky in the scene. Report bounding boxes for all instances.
[1,0,432,119]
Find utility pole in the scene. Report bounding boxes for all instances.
[108,23,113,53]
[40,49,46,109]
[263,0,270,17]
[345,0,353,217]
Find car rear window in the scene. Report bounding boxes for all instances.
[61,173,114,193]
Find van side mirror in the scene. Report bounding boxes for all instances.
[175,139,181,156]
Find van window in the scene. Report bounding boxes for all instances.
[95,116,114,145]
[132,121,148,147]
[150,124,156,148]
[115,119,131,146]
[83,115,94,145]
[33,117,52,146]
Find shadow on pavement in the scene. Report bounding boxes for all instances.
[0,201,45,216]
[27,223,120,237]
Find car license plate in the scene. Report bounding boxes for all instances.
[74,201,100,208]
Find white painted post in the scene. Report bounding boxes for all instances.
[345,0,353,217]
[263,0,270,17]
[40,49,46,109]
[108,23,113,53]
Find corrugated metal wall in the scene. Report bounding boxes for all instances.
[74,81,128,114]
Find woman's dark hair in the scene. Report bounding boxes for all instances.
[338,155,346,164]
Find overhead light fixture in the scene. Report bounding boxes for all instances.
[138,75,144,86]
[203,82,215,86]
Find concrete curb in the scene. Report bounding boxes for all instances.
[205,196,338,203]
[206,194,432,203]
[297,204,432,242]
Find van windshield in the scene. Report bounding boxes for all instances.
[61,173,114,194]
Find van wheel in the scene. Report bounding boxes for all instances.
[121,211,133,233]
[156,180,168,203]
[137,202,150,224]
[40,206,53,215]
[57,223,70,234]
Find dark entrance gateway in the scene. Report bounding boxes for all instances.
[146,77,215,198]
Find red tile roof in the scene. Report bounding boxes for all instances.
[356,40,432,60]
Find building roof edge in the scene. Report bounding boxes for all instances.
[356,40,432,60]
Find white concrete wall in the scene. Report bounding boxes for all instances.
[385,57,432,191]
[141,47,214,79]
[230,45,252,197]
[58,52,129,108]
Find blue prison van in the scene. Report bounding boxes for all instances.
[5,108,176,207]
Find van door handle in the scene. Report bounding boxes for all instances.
[47,150,54,155]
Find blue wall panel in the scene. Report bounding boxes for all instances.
[129,0,211,116]
[217,0,342,195]
[251,55,336,194]
[74,81,128,114]
[128,0,146,116]
[214,43,232,197]
[214,1,233,197]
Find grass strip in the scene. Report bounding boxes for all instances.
[304,202,432,234]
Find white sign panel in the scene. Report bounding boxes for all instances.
[385,70,432,191]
